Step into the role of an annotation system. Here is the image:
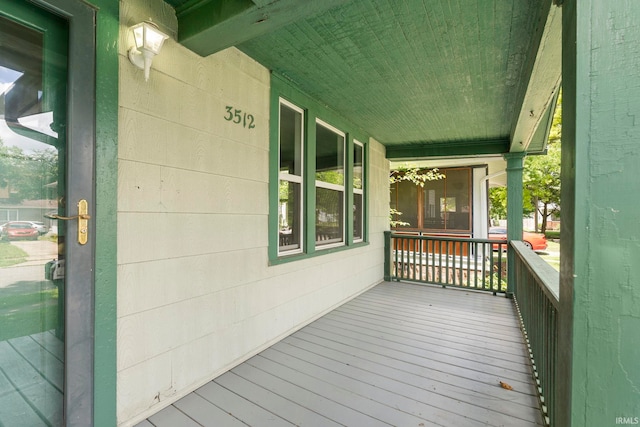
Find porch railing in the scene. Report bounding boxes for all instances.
[512,240,560,427]
[383,231,508,294]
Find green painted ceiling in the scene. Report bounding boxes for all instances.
[166,0,561,158]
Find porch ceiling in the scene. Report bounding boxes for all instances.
[166,0,561,159]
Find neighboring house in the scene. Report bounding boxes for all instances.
[0,1,637,427]
[390,158,508,239]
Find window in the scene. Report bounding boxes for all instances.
[278,100,304,254]
[391,167,472,233]
[353,140,364,242]
[271,85,367,262]
[315,120,345,247]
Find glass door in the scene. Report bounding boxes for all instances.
[0,8,68,426]
[0,1,95,425]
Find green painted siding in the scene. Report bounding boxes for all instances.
[90,0,119,425]
[561,1,640,426]
[240,0,549,148]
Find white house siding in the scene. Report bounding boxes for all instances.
[116,0,389,425]
[472,167,489,238]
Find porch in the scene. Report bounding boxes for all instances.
[136,281,543,427]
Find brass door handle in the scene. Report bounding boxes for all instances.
[45,199,90,244]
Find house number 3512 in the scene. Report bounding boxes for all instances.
[224,106,256,129]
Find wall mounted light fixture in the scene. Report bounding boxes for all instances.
[128,21,169,81]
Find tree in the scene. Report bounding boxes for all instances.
[389,165,443,227]
[489,91,562,232]
[525,142,561,232]
[0,139,58,203]
[524,92,562,233]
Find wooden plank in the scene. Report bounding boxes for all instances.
[313,314,531,374]
[244,353,445,427]
[147,405,201,427]
[0,388,46,427]
[264,344,542,426]
[319,308,530,365]
[173,392,247,427]
[195,380,294,427]
[214,371,342,427]
[30,331,64,362]
[360,286,522,327]
[286,330,536,394]
[234,360,390,427]
[9,335,63,391]
[0,341,63,425]
[341,296,525,343]
[300,323,533,385]
[332,303,527,353]
[138,282,544,426]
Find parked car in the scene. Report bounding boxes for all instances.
[488,227,547,251]
[0,221,40,241]
[23,221,48,235]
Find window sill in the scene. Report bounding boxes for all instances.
[269,241,369,266]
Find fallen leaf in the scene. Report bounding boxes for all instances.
[499,381,513,390]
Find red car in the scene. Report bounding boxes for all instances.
[489,227,547,251]
[1,221,40,241]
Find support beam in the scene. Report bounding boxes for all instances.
[175,0,352,56]
[504,152,525,297]
[509,2,562,153]
[385,139,510,160]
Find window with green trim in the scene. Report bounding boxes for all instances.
[278,100,304,255]
[273,92,367,261]
[315,119,345,248]
[353,140,364,242]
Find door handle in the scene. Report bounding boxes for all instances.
[45,199,90,245]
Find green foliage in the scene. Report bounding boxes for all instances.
[488,187,507,220]
[0,139,58,202]
[490,91,562,227]
[524,92,562,232]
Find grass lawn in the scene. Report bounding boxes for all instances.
[0,283,59,341]
[0,242,28,267]
[537,240,560,271]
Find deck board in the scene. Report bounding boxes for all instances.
[139,282,544,427]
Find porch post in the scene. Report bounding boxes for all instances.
[560,1,640,426]
[504,152,525,297]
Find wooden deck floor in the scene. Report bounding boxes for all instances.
[137,282,544,427]
[0,330,64,426]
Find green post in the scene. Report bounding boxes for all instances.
[504,152,525,298]
[559,1,640,426]
[384,230,391,281]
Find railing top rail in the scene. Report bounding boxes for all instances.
[512,240,560,308]
[387,231,499,245]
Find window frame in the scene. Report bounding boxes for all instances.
[269,74,369,264]
[352,139,364,243]
[314,118,346,249]
[277,98,305,256]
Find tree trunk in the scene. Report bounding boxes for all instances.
[534,196,539,232]
[541,203,549,233]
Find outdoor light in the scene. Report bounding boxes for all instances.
[128,21,169,81]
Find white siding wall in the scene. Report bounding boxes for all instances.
[472,167,489,238]
[117,1,389,425]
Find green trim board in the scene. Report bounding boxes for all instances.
[173,0,353,56]
[270,72,370,264]
[90,0,119,425]
[385,139,510,160]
